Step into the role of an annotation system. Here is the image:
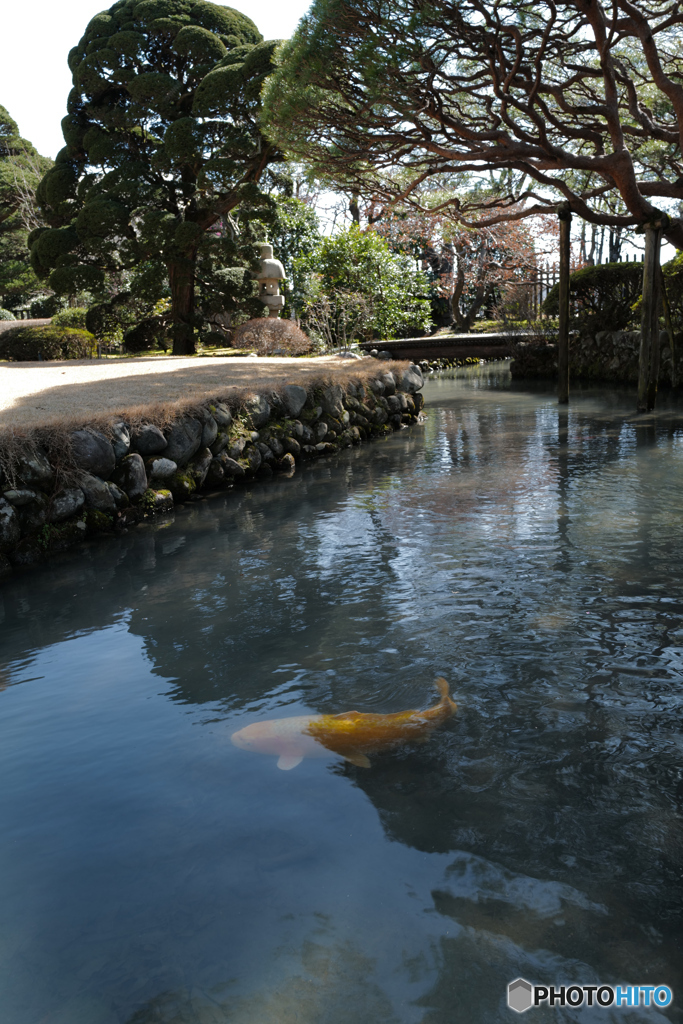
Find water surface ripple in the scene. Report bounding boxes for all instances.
[1,366,682,1023]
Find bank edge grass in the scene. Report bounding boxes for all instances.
[0,361,412,485]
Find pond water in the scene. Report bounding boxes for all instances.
[1,365,682,1024]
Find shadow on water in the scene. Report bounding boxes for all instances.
[1,366,683,1023]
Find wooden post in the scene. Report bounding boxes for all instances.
[558,206,572,404]
[637,222,662,412]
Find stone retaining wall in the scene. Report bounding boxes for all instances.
[510,330,683,384]
[0,365,425,575]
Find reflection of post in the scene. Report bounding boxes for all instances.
[638,221,663,412]
[558,206,571,405]
[555,409,571,571]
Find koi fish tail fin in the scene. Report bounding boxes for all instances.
[434,676,457,715]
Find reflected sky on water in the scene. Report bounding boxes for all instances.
[1,365,682,1023]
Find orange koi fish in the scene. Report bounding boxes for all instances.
[231,677,456,770]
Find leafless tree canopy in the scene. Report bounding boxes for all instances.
[263,0,683,247]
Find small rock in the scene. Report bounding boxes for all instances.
[111,453,148,499]
[291,420,304,438]
[205,458,225,487]
[229,437,248,460]
[163,418,202,467]
[281,384,307,418]
[217,455,245,477]
[277,453,296,472]
[211,402,232,428]
[49,487,85,523]
[189,448,212,487]
[338,348,362,359]
[381,371,396,395]
[370,378,385,395]
[210,432,230,456]
[300,424,314,444]
[110,422,131,459]
[314,421,328,442]
[321,384,344,419]
[131,424,167,455]
[283,437,301,458]
[80,473,117,512]
[0,554,11,577]
[257,463,274,478]
[200,413,218,449]
[377,350,394,360]
[2,488,38,506]
[146,489,174,513]
[257,441,275,463]
[308,405,323,423]
[71,429,116,479]
[386,394,401,414]
[107,481,130,508]
[244,445,262,472]
[401,364,425,394]
[16,448,54,490]
[147,457,178,481]
[314,442,337,455]
[268,437,284,458]
[0,498,20,550]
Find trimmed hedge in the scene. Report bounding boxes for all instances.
[543,262,643,333]
[51,307,88,330]
[0,308,16,321]
[0,325,95,361]
[663,252,683,329]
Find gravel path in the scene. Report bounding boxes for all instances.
[0,354,379,431]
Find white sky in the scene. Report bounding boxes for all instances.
[0,0,312,159]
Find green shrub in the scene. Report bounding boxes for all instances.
[29,295,64,318]
[0,308,16,321]
[0,325,95,361]
[51,307,88,330]
[543,262,642,333]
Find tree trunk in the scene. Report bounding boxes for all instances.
[169,256,196,356]
[637,224,662,412]
[558,208,571,405]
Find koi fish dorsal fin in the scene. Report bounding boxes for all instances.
[343,750,371,768]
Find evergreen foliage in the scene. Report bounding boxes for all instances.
[31,0,283,354]
[543,263,643,333]
[0,106,52,309]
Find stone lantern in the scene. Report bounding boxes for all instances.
[256,243,286,318]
